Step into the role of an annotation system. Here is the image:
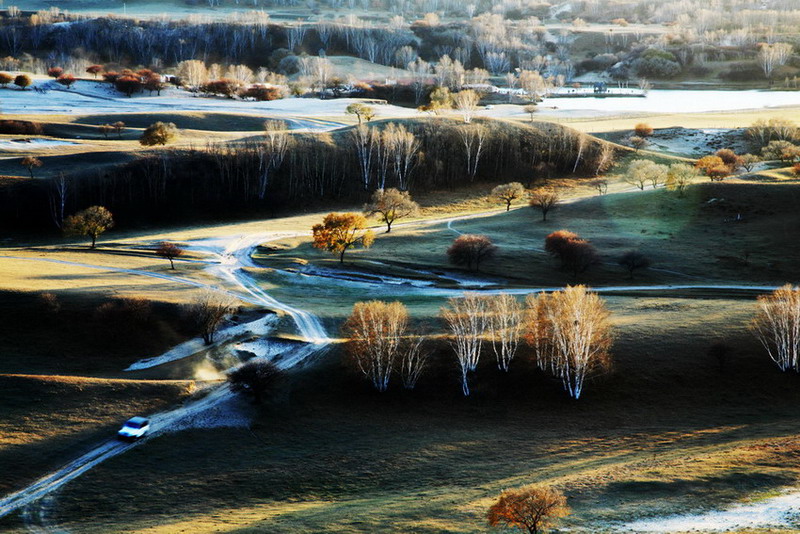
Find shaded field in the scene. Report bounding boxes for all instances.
[0,290,194,376]
[0,374,191,497]
[25,295,800,533]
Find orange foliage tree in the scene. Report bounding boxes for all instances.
[487,485,570,534]
[312,212,375,263]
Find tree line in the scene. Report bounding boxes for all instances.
[0,118,611,232]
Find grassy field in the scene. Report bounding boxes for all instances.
[14,294,800,533]
[253,180,800,327]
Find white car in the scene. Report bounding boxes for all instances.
[117,417,150,441]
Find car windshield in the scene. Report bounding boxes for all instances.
[125,420,144,429]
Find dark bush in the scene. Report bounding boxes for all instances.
[0,120,43,135]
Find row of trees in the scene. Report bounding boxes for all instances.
[343,287,613,399]
[1,118,608,232]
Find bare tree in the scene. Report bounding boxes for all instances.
[457,124,487,181]
[228,360,285,404]
[364,188,420,233]
[751,285,800,372]
[351,124,376,190]
[189,291,236,345]
[258,120,291,200]
[453,89,480,123]
[49,173,68,229]
[525,286,613,399]
[492,182,526,211]
[20,156,42,179]
[529,189,560,221]
[399,334,428,389]
[486,294,523,371]
[441,294,488,396]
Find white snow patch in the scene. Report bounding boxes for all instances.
[125,314,278,371]
[622,490,800,532]
[0,139,77,150]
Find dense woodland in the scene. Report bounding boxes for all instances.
[0,119,610,231]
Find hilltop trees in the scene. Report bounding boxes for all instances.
[140,122,178,146]
[312,212,375,263]
[447,234,497,271]
[63,206,114,249]
[751,285,800,373]
[492,182,526,211]
[20,156,42,178]
[363,188,419,233]
[525,286,613,399]
[488,485,570,534]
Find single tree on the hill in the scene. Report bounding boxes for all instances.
[140,122,178,146]
[56,73,77,89]
[20,156,42,178]
[525,286,613,399]
[524,104,538,123]
[47,67,63,78]
[545,230,599,277]
[228,360,284,404]
[529,189,560,221]
[739,154,761,173]
[487,485,570,534]
[364,188,420,233]
[63,205,114,249]
[618,250,651,279]
[345,103,375,125]
[492,182,526,211]
[629,135,646,151]
[112,121,125,138]
[447,234,497,271]
[189,290,236,345]
[665,163,699,196]
[86,65,104,78]
[634,122,654,137]
[14,74,31,90]
[156,242,184,269]
[453,89,480,123]
[99,124,113,138]
[312,212,375,263]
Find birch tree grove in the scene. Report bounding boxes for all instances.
[258,120,291,199]
[458,124,487,181]
[525,286,613,399]
[441,294,488,396]
[751,285,800,372]
[486,294,523,372]
[344,300,409,392]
